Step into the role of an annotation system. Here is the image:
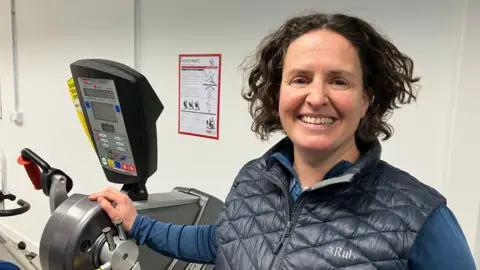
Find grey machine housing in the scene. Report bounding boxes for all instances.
[38,185,223,270]
[22,59,224,270]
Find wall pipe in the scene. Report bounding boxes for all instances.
[10,0,23,126]
[133,0,140,70]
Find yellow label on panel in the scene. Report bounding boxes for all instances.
[68,77,94,149]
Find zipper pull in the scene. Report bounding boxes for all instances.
[274,221,293,255]
[285,220,293,235]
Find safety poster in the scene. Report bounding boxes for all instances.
[178,54,221,140]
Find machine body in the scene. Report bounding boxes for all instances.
[19,59,223,270]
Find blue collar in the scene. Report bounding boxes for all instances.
[271,147,353,201]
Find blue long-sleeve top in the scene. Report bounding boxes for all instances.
[129,154,477,269]
[130,205,476,269]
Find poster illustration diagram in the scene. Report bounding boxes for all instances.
[178,54,221,139]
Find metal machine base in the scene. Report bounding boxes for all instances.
[39,187,223,270]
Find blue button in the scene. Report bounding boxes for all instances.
[85,101,91,108]
[114,161,121,168]
[115,105,120,112]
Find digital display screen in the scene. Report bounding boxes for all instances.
[91,101,118,123]
[84,88,115,99]
[102,123,115,133]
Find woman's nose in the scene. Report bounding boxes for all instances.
[305,84,328,108]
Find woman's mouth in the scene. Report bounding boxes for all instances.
[299,115,336,126]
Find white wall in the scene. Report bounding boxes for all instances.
[0,0,478,257]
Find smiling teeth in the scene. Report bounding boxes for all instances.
[301,116,334,125]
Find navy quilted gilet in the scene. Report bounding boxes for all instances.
[214,138,446,270]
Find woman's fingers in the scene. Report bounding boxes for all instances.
[88,187,137,231]
[97,197,118,219]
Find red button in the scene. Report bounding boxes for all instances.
[122,163,128,170]
[129,165,136,172]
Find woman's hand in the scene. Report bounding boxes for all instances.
[88,187,138,232]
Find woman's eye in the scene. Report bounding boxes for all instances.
[292,78,308,85]
[329,79,349,88]
[333,79,347,85]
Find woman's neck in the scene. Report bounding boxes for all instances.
[293,139,361,188]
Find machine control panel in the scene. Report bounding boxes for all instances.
[77,77,137,176]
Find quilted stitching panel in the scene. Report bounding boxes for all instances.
[216,160,288,269]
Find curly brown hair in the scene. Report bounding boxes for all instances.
[240,12,421,144]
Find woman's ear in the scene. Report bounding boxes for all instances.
[362,88,373,117]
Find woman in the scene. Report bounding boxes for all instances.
[89,12,476,269]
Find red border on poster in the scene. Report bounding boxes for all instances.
[178,53,221,140]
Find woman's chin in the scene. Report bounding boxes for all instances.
[293,136,336,152]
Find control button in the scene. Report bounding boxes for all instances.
[102,143,109,148]
[101,157,108,166]
[117,147,125,152]
[115,105,121,113]
[128,165,136,173]
[116,142,124,146]
[114,136,123,141]
[99,133,107,138]
[114,161,121,169]
[108,159,114,167]
[121,163,128,170]
[101,138,108,143]
[121,156,127,161]
[85,101,91,108]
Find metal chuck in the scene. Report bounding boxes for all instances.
[95,220,141,270]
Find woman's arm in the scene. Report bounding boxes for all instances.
[129,214,217,264]
[409,205,476,269]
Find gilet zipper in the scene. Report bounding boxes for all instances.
[271,193,309,270]
[265,162,353,269]
[264,166,312,270]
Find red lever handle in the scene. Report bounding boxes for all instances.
[17,156,41,190]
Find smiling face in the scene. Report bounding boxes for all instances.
[279,29,370,155]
